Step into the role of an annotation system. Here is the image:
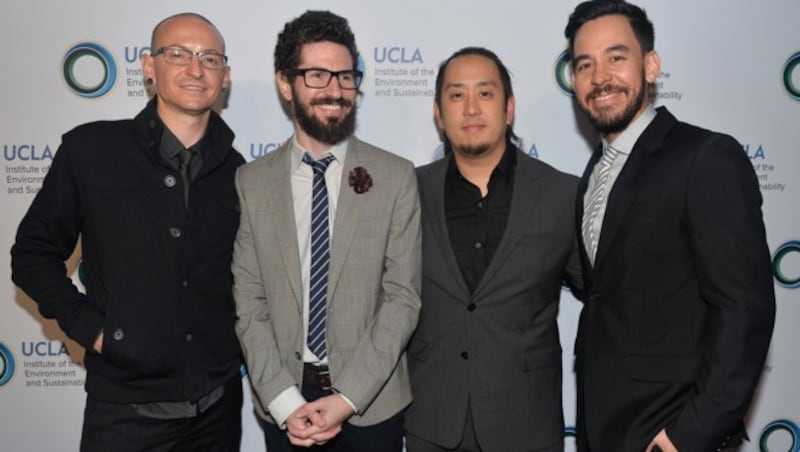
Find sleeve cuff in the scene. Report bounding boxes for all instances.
[267,385,306,428]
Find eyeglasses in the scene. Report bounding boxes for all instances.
[151,46,228,70]
[290,68,363,90]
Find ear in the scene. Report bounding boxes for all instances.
[433,100,444,131]
[222,65,231,91]
[644,50,661,84]
[505,95,516,127]
[142,53,155,82]
[276,71,293,103]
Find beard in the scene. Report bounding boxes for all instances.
[450,141,490,157]
[292,91,357,146]
[580,74,647,136]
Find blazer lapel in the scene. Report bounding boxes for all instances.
[327,138,369,296]
[265,145,304,311]
[421,156,471,299]
[472,148,539,298]
[593,108,677,269]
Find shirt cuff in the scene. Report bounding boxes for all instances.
[267,386,306,428]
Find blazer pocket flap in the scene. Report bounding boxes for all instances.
[408,338,431,362]
[627,353,702,382]
[522,347,562,372]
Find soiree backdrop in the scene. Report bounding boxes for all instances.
[1,1,798,450]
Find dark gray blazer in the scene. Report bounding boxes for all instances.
[405,146,583,452]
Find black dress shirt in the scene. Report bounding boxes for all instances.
[445,145,516,294]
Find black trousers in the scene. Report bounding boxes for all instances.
[262,379,404,452]
[80,376,243,452]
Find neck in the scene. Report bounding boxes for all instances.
[453,144,505,197]
[157,107,211,148]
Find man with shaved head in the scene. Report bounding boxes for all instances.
[12,12,244,451]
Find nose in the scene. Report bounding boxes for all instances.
[186,54,204,78]
[464,93,480,116]
[591,62,611,85]
[323,74,343,97]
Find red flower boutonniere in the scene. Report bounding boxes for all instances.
[348,166,373,194]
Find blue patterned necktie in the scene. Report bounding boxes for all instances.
[302,153,336,360]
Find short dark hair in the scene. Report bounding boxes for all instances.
[274,10,358,74]
[434,47,519,153]
[434,47,514,109]
[564,0,654,62]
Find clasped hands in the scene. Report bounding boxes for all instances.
[286,394,355,447]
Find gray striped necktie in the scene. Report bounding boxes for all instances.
[582,145,620,265]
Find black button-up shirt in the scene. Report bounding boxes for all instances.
[445,146,516,294]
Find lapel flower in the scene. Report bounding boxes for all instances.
[348,166,373,194]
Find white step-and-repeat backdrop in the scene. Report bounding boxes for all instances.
[1,1,798,450]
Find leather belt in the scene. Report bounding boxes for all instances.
[303,364,332,390]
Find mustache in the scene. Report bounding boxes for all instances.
[588,84,628,99]
[310,97,353,108]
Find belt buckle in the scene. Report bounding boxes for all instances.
[316,368,332,391]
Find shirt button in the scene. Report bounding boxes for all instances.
[112,328,124,340]
[467,303,476,311]
[170,227,182,238]
[460,351,469,360]
[164,175,177,188]
[477,201,483,208]
[185,333,193,342]
[181,280,189,288]
[474,242,482,249]
[148,119,157,128]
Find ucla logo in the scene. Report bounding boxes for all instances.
[773,240,800,289]
[554,50,573,96]
[62,42,117,99]
[373,46,423,64]
[760,419,800,451]
[0,342,15,387]
[784,52,800,101]
[3,144,54,161]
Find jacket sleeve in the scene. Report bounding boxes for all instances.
[11,136,105,350]
[667,134,776,451]
[231,166,300,413]
[332,160,422,412]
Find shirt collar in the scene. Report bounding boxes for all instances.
[602,104,657,155]
[159,121,208,161]
[290,136,349,171]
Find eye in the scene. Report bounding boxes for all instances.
[575,61,592,72]
[449,92,464,100]
[339,72,354,83]
[307,70,326,80]
[479,90,493,99]
[202,54,222,67]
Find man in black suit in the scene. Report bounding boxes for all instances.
[564,1,776,451]
[404,47,583,452]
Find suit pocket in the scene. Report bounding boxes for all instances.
[408,338,431,362]
[521,346,562,372]
[627,353,702,382]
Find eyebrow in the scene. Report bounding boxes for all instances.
[573,44,632,65]
[444,80,499,90]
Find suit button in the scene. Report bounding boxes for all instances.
[164,175,177,188]
[170,227,182,238]
[181,280,189,288]
[474,242,482,249]
[467,303,476,311]
[112,328,124,340]
[460,351,469,360]
[185,333,193,342]
[294,351,302,360]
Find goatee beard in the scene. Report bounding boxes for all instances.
[293,96,357,145]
